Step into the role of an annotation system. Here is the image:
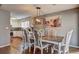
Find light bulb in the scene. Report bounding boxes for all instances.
[36,18,40,22]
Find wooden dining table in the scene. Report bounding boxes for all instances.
[39,35,64,54]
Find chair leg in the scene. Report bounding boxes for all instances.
[41,49,43,54]
[51,45,55,54]
[46,47,48,53]
[29,47,31,53]
[28,47,30,53]
[67,51,69,54]
[58,43,62,54]
[51,47,54,54]
[33,46,36,54]
[66,50,69,54]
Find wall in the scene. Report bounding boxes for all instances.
[78,9,79,46]
[45,9,78,46]
[0,10,10,46]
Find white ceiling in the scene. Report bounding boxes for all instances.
[0,4,78,19]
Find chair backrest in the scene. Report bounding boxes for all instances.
[37,30,44,47]
[64,29,73,53]
[26,28,37,45]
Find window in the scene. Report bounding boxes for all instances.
[21,21,30,28]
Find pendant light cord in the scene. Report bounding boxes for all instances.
[36,7,41,17]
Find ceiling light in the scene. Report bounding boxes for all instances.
[33,6,46,28]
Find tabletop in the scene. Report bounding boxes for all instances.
[39,35,64,43]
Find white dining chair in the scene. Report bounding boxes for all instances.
[26,29,36,53]
[33,30,50,54]
[62,29,73,54]
[53,29,73,54]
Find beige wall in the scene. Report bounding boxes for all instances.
[0,10,10,46]
[45,10,78,46]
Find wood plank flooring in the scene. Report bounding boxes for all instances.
[0,45,79,54]
[0,46,10,54]
[0,37,79,54]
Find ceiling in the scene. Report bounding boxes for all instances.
[0,4,78,19]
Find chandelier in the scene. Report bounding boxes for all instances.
[34,7,46,25]
[35,7,41,22]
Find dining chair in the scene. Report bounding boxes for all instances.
[10,28,33,54]
[53,29,73,54]
[62,29,73,54]
[25,28,36,53]
[10,28,27,54]
[33,30,50,54]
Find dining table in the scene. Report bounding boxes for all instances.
[39,35,64,54]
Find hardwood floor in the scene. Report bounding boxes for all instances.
[0,45,79,54]
[23,45,52,54]
[0,46,10,54]
[23,45,79,54]
[0,37,79,54]
[69,47,79,53]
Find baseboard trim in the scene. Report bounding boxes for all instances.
[0,44,10,48]
[70,45,79,48]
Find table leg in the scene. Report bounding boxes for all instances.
[58,43,61,54]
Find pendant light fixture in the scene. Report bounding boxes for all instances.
[34,6,46,24]
[33,6,46,29]
[35,7,41,22]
